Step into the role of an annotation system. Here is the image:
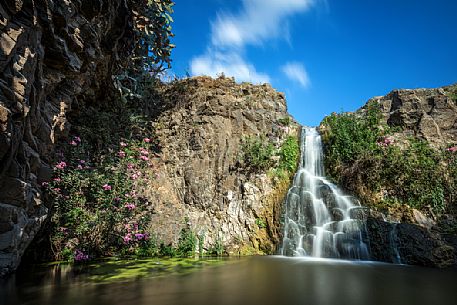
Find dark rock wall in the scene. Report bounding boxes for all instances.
[367,216,456,268]
[0,0,133,276]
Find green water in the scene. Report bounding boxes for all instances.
[2,256,457,305]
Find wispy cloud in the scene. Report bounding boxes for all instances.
[211,0,314,47]
[190,0,315,83]
[281,62,311,88]
[191,50,270,83]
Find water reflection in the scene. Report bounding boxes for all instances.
[2,256,456,305]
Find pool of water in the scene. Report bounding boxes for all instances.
[2,256,457,305]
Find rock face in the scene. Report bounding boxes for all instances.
[147,77,298,255]
[367,85,457,146]
[0,0,134,276]
[366,213,456,268]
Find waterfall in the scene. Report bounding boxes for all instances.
[280,127,370,259]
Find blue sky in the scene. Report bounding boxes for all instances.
[170,0,457,126]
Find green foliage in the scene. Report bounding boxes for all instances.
[321,101,383,170]
[241,136,275,172]
[446,85,457,102]
[158,244,177,257]
[207,239,224,257]
[133,0,175,73]
[379,139,445,211]
[255,218,267,229]
[278,136,300,172]
[240,133,300,176]
[321,102,456,214]
[113,1,175,103]
[176,227,198,257]
[277,117,291,126]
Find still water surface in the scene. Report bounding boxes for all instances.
[2,256,456,305]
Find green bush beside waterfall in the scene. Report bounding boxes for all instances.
[320,102,457,215]
[240,134,300,176]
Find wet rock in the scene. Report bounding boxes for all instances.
[366,216,457,268]
[319,184,337,209]
[349,206,369,221]
[331,208,344,221]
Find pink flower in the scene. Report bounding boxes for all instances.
[53,187,61,193]
[53,177,61,182]
[125,203,136,211]
[70,140,78,146]
[74,250,89,262]
[120,142,127,147]
[41,182,49,187]
[74,136,81,143]
[131,173,139,180]
[54,161,67,170]
[135,233,145,240]
[79,159,86,164]
[140,155,149,161]
[143,138,151,143]
[446,146,457,152]
[123,233,132,244]
[377,137,392,147]
[77,165,83,170]
[139,148,149,155]
[118,151,126,158]
[102,184,112,191]
[127,163,134,169]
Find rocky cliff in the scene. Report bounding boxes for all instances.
[0,0,135,276]
[369,84,457,147]
[320,84,457,268]
[146,76,299,255]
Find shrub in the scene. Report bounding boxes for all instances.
[176,227,198,257]
[278,136,300,172]
[321,102,455,214]
[240,136,275,172]
[47,134,157,261]
[277,117,291,126]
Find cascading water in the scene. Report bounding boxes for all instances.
[280,127,370,259]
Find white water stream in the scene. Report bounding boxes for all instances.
[281,127,370,259]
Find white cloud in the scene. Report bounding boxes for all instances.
[191,50,270,84]
[212,0,314,47]
[190,0,315,84]
[281,62,311,88]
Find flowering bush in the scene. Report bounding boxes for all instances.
[47,134,160,262]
